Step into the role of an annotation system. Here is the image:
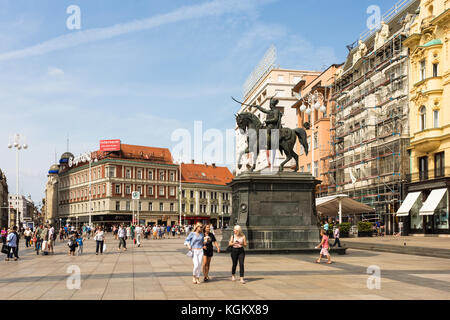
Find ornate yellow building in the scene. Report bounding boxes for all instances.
[401,0,450,234]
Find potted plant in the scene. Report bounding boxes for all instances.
[338,222,351,238]
[357,221,374,237]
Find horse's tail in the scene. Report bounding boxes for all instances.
[294,128,309,156]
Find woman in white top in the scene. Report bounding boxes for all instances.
[228,225,247,284]
[94,226,105,255]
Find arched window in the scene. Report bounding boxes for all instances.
[420,106,426,131]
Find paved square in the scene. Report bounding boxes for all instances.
[1,234,449,300]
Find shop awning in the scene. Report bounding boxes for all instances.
[316,195,375,216]
[420,188,448,216]
[396,192,422,217]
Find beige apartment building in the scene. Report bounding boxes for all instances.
[180,162,233,228]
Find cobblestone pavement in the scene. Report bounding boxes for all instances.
[0,234,449,300]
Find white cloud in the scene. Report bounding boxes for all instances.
[0,0,275,62]
[47,67,64,77]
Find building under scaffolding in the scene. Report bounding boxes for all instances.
[328,0,420,234]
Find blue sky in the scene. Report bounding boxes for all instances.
[0,0,400,203]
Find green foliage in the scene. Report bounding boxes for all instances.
[338,222,351,233]
[357,221,373,232]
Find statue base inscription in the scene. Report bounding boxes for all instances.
[220,172,321,253]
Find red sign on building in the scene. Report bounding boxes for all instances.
[100,139,121,151]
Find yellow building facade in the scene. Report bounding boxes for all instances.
[402,0,450,234]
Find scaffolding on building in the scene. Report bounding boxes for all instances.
[327,29,412,230]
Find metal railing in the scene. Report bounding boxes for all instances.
[406,167,450,183]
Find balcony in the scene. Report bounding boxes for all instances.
[407,167,449,184]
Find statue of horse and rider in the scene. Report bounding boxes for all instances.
[234,96,310,172]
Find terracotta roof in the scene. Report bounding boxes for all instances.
[95,144,173,164]
[181,163,234,186]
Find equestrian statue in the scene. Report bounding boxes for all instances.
[233,96,310,172]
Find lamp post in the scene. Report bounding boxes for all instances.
[220,212,224,230]
[8,134,28,227]
[88,155,98,227]
[298,90,326,178]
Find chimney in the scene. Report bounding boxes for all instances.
[191,160,195,164]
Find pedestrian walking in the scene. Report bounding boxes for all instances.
[94,226,105,255]
[185,222,204,284]
[48,225,55,254]
[24,227,32,248]
[33,224,44,255]
[316,229,332,264]
[202,224,220,282]
[229,225,247,284]
[67,233,78,256]
[118,224,127,251]
[135,225,143,247]
[1,227,7,244]
[331,226,341,248]
[76,233,84,255]
[5,227,19,261]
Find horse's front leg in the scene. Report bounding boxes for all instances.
[237,148,247,170]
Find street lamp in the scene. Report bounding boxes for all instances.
[298,90,326,178]
[88,155,98,227]
[8,134,28,227]
[220,212,224,230]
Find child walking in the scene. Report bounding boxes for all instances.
[315,229,332,264]
[76,234,85,256]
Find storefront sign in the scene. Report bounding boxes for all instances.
[100,139,121,152]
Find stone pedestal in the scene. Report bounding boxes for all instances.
[220,172,321,253]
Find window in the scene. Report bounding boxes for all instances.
[149,202,153,211]
[182,204,186,213]
[435,152,445,178]
[433,63,439,77]
[138,201,142,211]
[190,204,194,213]
[137,170,142,179]
[170,171,175,181]
[190,190,194,198]
[108,167,115,178]
[126,185,131,194]
[170,203,174,211]
[126,201,131,211]
[314,161,319,177]
[433,110,439,128]
[419,156,428,181]
[314,132,318,149]
[159,170,165,181]
[307,164,311,173]
[148,170,153,180]
[169,187,175,196]
[420,106,426,131]
[137,185,142,194]
[159,187,165,196]
[420,60,426,81]
[182,190,186,198]
[160,203,164,211]
[307,136,311,151]
[126,168,131,179]
[148,186,154,196]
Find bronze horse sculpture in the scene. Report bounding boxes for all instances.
[235,112,310,172]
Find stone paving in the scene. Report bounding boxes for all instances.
[0,234,449,300]
[342,235,450,249]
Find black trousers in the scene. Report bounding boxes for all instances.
[331,238,341,247]
[231,247,245,277]
[8,246,18,259]
[25,236,31,247]
[96,240,104,253]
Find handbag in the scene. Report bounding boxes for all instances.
[1,244,9,255]
[103,243,107,252]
